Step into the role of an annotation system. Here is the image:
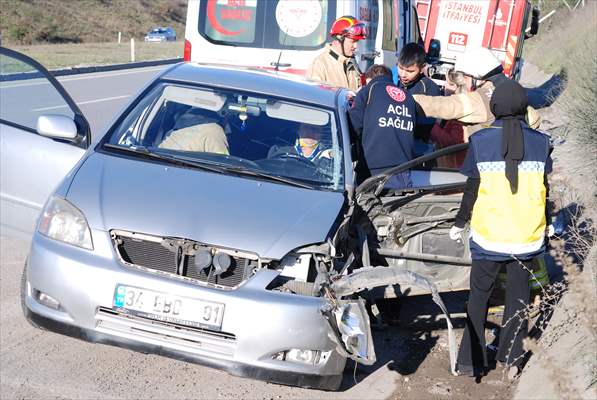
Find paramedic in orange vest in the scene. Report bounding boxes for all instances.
[306,16,366,91]
[449,79,552,379]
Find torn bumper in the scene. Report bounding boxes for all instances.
[23,231,347,390]
[331,266,458,375]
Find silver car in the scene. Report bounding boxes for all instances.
[1,47,470,390]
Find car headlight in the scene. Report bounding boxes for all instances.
[38,196,93,250]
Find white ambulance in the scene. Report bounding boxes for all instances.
[184,0,422,76]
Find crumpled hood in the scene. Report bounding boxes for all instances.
[67,152,345,259]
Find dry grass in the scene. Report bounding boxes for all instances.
[5,41,183,70]
[0,0,187,45]
[525,2,597,203]
[513,3,597,398]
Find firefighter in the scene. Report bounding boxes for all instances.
[413,47,540,137]
[306,16,366,91]
[449,79,552,379]
[348,64,417,189]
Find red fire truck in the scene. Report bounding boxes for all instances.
[415,0,539,80]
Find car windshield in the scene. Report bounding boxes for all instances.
[151,28,166,34]
[105,82,343,190]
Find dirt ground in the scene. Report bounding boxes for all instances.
[381,295,516,400]
[384,61,587,400]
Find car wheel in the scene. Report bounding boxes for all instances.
[20,260,45,330]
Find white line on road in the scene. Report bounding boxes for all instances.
[2,65,167,89]
[59,65,166,82]
[33,94,130,111]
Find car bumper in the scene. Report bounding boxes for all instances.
[24,231,346,390]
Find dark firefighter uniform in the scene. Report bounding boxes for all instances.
[349,75,417,188]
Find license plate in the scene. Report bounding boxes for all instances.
[113,285,224,329]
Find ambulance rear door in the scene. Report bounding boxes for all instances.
[185,0,338,74]
[351,0,379,73]
[375,0,422,71]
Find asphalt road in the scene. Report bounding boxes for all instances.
[58,65,169,138]
[0,234,420,399]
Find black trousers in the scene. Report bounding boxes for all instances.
[457,259,530,370]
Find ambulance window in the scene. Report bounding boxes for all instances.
[381,0,397,51]
[198,0,336,50]
[267,0,335,49]
[199,0,260,45]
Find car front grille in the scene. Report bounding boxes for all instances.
[113,232,251,288]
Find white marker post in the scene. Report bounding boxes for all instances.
[118,31,121,44]
[130,38,135,62]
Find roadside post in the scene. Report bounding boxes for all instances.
[118,32,121,44]
[130,38,135,62]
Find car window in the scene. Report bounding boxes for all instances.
[0,52,75,133]
[198,0,336,50]
[106,82,343,190]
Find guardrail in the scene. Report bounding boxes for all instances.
[1,57,183,82]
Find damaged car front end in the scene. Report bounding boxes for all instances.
[22,63,468,390]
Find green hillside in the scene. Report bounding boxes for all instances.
[0,0,187,45]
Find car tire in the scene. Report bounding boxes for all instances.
[20,260,45,331]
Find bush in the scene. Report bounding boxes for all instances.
[525,2,597,202]
[559,38,597,149]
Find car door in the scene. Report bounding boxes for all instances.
[0,47,91,239]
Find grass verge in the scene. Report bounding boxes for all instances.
[5,41,184,70]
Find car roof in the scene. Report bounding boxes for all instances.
[160,62,344,108]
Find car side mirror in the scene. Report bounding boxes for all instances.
[37,114,78,140]
[426,39,441,65]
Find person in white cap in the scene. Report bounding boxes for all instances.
[413,47,540,137]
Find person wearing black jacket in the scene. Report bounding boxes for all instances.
[396,43,441,156]
[349,65,418,188]
[449,79,552,379]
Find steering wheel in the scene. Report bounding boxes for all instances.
[270,151,317,169]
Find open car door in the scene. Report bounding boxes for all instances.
[321,144,474,374]
[352,143,473,296]
[0,47,90,239]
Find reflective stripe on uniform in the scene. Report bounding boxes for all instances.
[471,228,545,255]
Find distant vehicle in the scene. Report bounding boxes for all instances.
[145,26,177,42]
[1,46,468,390]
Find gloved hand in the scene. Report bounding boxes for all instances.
[449,226,464,241]
[320,149,334,159]
[346,91,356,107]
[547,224,555,238]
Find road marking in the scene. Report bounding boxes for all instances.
[1,65,167,89]
[59,66,166,82]
[33,94,130,111]
[0,192,43,210]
